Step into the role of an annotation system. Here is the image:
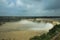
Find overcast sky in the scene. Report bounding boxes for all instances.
[0,0,60,16]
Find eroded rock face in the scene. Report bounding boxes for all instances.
[51,33,60,40]
[55,34,60,40]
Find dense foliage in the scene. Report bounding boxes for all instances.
[0,17,21,26]
[30,24,60,40]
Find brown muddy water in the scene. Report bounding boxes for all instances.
[0,20,54,40]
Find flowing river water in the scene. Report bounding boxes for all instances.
[0,20,54,40]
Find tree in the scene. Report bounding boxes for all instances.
[30,24,60,40]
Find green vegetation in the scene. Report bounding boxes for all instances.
[0,16,21,22]
[0,17,21,26]
[30,24,60,40]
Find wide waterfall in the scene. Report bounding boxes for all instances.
[0,20,54,32]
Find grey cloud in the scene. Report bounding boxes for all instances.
[0,0,60,16]
[43,0,60,10]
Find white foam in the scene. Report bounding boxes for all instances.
[0,20,54,31]
[18,20,54,31]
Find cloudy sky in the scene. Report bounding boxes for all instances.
[0,0,60,16]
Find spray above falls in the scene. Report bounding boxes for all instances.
[0,20,54,31]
